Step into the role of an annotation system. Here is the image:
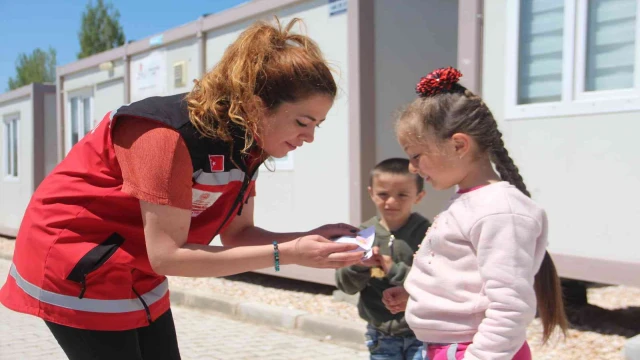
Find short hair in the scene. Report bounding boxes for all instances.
[369,158,424,193]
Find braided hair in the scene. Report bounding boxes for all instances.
[397,67,567,342]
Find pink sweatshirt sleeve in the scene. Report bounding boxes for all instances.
[464,213,542,360]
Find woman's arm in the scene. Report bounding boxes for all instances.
[220,198,358,247]
[141,200,363,277]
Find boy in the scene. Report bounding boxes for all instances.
[336,158,431,360]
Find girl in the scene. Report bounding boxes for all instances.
[383,67,567,360]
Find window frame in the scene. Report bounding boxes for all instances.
[505,0,640,120]
[65,88,94,153]
[574,0,640,100]
[3,114,20,180]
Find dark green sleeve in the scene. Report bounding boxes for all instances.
[385,262,411,286]
[335,265,372,295]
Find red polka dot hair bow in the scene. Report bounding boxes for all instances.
[415,67,463,97]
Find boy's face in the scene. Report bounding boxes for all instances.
[368,173,425,224]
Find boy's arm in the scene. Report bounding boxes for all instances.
[383,219,431,286]
[384,262,411,286]
[335,265,372,295]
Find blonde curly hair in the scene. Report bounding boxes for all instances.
[186,17,337,155]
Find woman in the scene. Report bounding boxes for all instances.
[0,18,362,359]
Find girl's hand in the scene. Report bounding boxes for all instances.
[280,235,364,268]
[382,286,410,314]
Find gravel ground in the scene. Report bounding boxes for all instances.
[1,236,638,359]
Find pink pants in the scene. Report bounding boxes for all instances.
[425,341,531,360]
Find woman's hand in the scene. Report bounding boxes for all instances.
[382,286,410,314]
[309,223,360,239]
[280,235,364,269]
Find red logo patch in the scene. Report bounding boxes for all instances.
[208,155,224,172]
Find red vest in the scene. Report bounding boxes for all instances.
[0,93,259,330]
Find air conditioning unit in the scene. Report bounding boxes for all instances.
[173,61,187,88]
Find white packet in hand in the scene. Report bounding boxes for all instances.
[333,226,375,259]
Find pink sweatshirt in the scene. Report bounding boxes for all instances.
[404,182,548,360]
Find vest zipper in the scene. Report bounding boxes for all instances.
[132,286,152,324]
[66,233,125,299]
[79,277,87,299]
[236,176,252,216]
[213,164,257,235]
[213,183,246,235]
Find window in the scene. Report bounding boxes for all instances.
[70,97,79,145]
[506,0,640,119]
[173,61,187,88]
[583,0,637,92]
[3,116,19,178]
[517,1,565,104]
[66,91,94,151]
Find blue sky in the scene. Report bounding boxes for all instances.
[0,0,248,92]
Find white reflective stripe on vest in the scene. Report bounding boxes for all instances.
[194,168,245,186]
[9,263,168,313]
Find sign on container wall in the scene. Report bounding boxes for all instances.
[130,50,167,101]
